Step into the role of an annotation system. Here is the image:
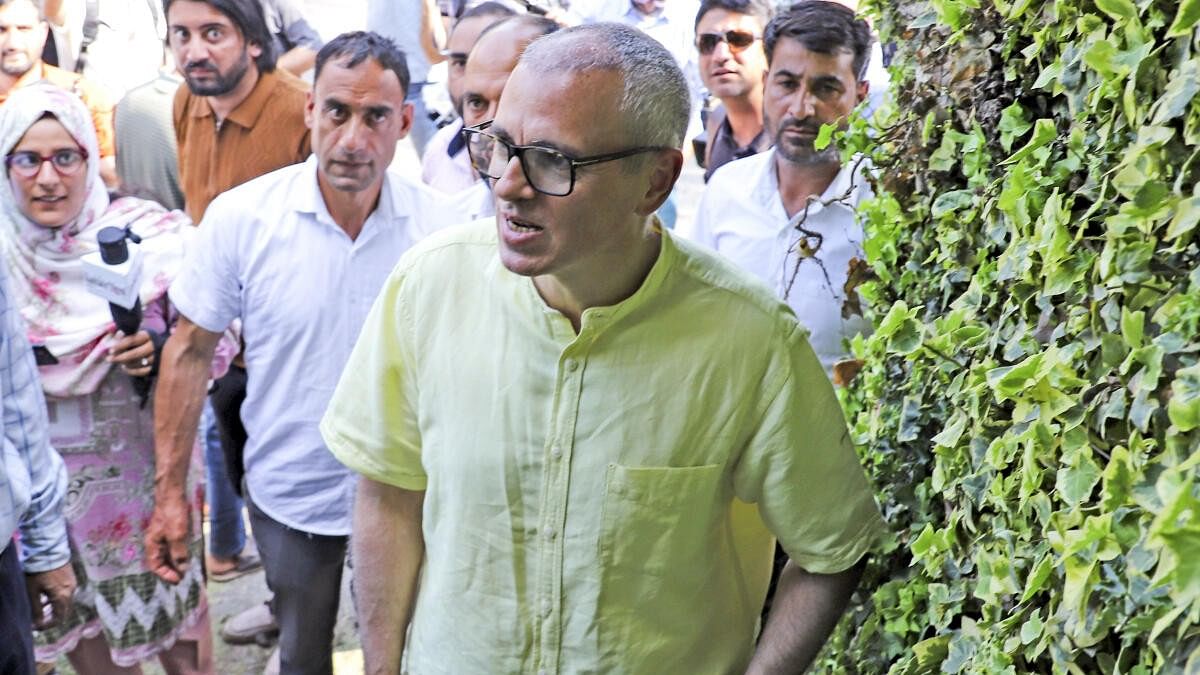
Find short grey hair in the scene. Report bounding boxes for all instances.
[518,23,691,148]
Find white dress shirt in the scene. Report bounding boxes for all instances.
[421,119,477,194]
[678,150,873,374]
[170,156,452,535]
[451,180,494,223]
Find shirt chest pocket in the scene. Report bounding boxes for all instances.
[598,462,725,579]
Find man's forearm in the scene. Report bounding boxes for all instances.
[745,558,866,675]
[277,47,317,77]
[355,477,425,675]
[152,325,218,502]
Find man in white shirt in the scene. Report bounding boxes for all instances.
[145,31,450,675]
[420,1,515,194]
[679,0,874,380]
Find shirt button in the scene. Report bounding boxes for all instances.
[538,670,548,675]
[543,526,556,539]
[541,598,553,616]
[564,359,578,372]
[550,445,562,459]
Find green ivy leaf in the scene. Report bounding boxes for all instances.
[1020,611,1044,645]
[1021,555,1054,603]
[1168,364,1200,431]
[1121,308,1145,349]
[814,123,836,150]
[1002,119,1057,164]
[1095,0,1137,22]
[1056,451,1102,506]
[1166,196,1200,240]
[1167,0,1200,36]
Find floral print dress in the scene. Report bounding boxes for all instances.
[33,298,208,667]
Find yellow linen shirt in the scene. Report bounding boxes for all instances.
[321,220,886,675]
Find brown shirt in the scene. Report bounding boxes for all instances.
[0,63,115,157]
[174,68,312,223]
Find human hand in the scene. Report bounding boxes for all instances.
[144,492,191,584]
[25,563,77,629]
[108,330,154,377]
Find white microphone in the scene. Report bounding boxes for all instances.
[82,226,144,335]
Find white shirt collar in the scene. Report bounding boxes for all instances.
[752,150,872,229]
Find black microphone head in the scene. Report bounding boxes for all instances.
[97,227,129,265]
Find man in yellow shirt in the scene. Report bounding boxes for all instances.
[321,23,885,675]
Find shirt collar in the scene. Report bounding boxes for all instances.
[189,69,281,127]
[293,155,398,231]
[716,116,771,156]
[446,118,466,158]
[754,149,871,221]
[517,216,675,338]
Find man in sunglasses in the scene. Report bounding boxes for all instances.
[694,0,773,180]
[681,0,876,383]
[323,22,883,675]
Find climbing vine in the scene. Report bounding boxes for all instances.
[821,0,1200,671]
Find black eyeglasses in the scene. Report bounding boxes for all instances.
[5,148,88,178]
[695,30,761,55]
[461,121,673,197]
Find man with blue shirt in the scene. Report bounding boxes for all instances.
[0,268,74,675]
[145,32,451,675]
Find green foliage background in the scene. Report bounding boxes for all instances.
[821,0,1200,671]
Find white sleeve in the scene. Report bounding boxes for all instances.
[675,179,719,250]
[168,196,244,333]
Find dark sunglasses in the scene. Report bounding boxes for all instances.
[695,30,761,55]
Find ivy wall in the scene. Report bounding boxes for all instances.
[823,0,1200,671]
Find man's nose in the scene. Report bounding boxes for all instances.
[786,88,814,119]
[338,115,369,153]
[492,153,534,202]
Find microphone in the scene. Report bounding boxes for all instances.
[82,226,151,401]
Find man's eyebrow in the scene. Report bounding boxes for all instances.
[491,124,584,157]
[811,74,845,87]
[365,104,393,116]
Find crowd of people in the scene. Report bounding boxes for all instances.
[0,0,892,674]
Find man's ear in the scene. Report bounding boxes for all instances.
[303,90,315,130]
[396,100,415,140]
[634,149,684,217]
[855,79,869,107]
[248,41,263,62]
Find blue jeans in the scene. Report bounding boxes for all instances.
[202,400,245,559]
[0,542,34,675]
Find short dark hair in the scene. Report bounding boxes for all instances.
[314,31,411,98]
[459,1,517,22]
[694,0,773,31]
[163,0,276,72]
[477,14,562,43]
[763,1,872,80]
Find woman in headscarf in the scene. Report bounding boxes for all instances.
[0,84,214,674]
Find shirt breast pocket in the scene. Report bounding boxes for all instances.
[598,462,725,578]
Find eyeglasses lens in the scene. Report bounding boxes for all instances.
[523,148,572,196]
[7,150,86,177]
[468,130,573,196]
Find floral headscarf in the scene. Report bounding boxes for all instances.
[0,83,191,397]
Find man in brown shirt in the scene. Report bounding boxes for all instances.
[168,0,311,224]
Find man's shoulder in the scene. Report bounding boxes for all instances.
[268,68,312,99]
[706,149,772,192]
[667,232,802,334]
[394,219,494,276]
[41,64,111,107]
[202,161,309,222]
